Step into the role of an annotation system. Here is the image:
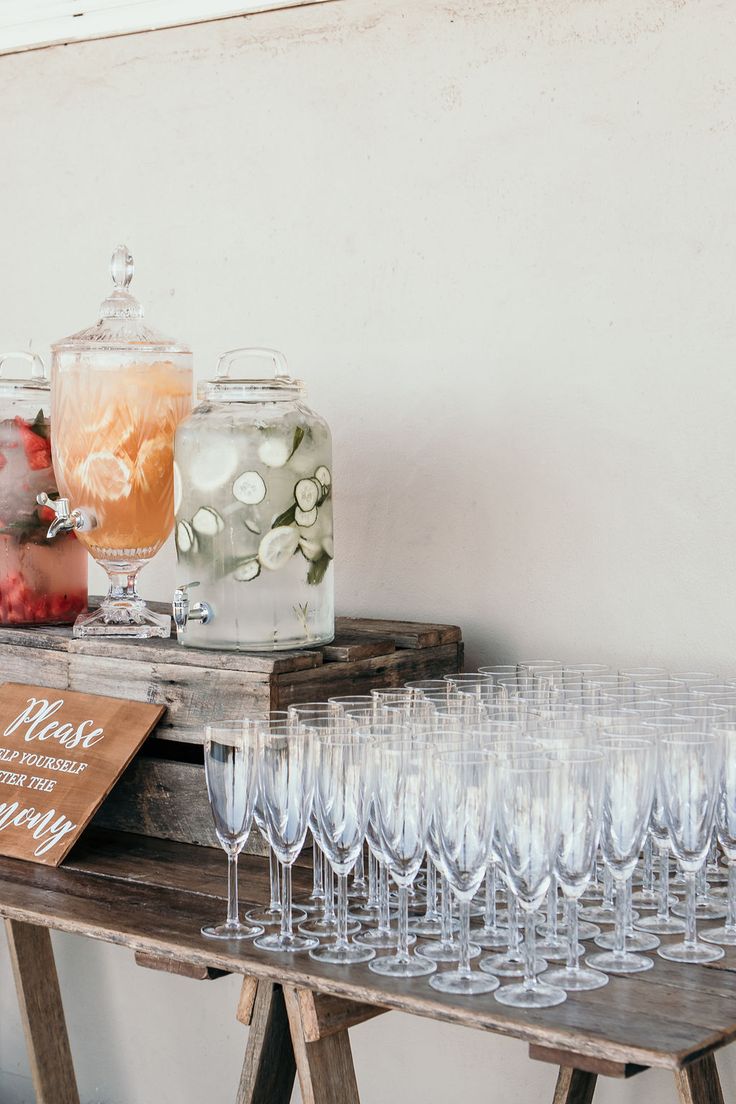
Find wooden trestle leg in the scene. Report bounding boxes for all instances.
[4,919,80,1104]
[553,1066,598,1104]
[675,1054,725,1104]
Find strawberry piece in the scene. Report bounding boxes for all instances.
[0,454,6,471]
[14,417,51,471]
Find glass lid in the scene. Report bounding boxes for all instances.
[0,351,50,397]
[200,347,304,403]
[52,245,191,354]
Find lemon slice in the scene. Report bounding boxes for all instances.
[190,441,238,492]
[78,451,132,501]
[258,525,299,571]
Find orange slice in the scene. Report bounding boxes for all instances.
[77,451,133,501]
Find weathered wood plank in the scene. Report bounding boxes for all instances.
[552,1067,598,1104]
[283,985,360,1104]
[134,949,228,980]
[675,1055,724,1104]
[322,633,395,663]
[5,919,80,1104]
[237,976,259,1026]
[297,988,388,1041]
[335,616,461,648]
[530,1044,646,1079]
[236,981,296,1104]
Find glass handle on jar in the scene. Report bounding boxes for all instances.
[0,351,47,381]
[216,347,289,381]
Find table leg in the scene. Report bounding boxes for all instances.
[674,1055,724,1104]
[235,980,296,1104]
[4,918,80,1104]
[553,1066,598,1104]
[283,985,361,1104]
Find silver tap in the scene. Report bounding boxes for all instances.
[36,493,96,538]
[172,582,212,643]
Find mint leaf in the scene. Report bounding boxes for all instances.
[307,552,332,586]
[287,425,305,461]
[272,503,297,528]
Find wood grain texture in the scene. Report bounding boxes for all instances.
[530,1045,646,1078]
[236,981,296,1104]
[283,985,360,1104]
[1,832,735,1072]
[237,976,259,1026]
[675,1055,724,1104]
[321,633,395,663]
[553,1067,598,1104]
[297,988,389,1042]
[335,617,462,648]
[5,919,80,1104]
[134,949,228,980]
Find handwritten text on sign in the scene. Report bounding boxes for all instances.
[0,683,164,866]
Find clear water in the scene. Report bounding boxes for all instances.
[175,399,334,650]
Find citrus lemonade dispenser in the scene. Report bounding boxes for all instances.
[41,246,193,637]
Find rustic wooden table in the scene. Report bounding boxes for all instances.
[1,829,734,1104]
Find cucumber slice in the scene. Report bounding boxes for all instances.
[234,559,260,582]
[258,525,299,570]
[176,520,194,553]
[233,470,266,505]
[190,441,239,492]
[192,506,225,537]
[295,506,317,527]
[295,478,320,511]
[258,436,291,468]
[299,537,323,562]
[244,514,262,535]
[322,535,334,558]
[173,461,182,514]
[315,465,332,492]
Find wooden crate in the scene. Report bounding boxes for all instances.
[0,615,462,853]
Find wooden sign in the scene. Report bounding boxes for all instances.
[0,682,164,867]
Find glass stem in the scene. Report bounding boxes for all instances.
[397,884,410,962]
[566,897,579,971]
[280,863,293,942]
[523,908,537,990]
[685,870,698,949]
[643,837,654,894]
[726,860,736,932]
[696,862,707,903]
[458,899,472,978]
[547,876,558,939]
[485,863,497,929]
[603,865,614,909]
[366,852,378,909]
[656,845,670,921]
[323,859,336,924]
[268,850,280,911]
[352,849,365,890]
[312,840,324,898]
[440,874,453,948]
[508,893,520,956]
[336,872,349,948]
[378,861,390,935]
[613,875,626,958]
[624,875,634,933]
[424,860,438,919]
[227,851,239,928]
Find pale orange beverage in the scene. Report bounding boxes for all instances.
[53,359,192,562]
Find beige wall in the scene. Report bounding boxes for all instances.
[1,0,736,1100]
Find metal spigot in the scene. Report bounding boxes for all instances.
[172,582,212,643]
[36,493,96,538]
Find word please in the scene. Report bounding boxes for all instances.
[4,697,104,750]
[0,800,76,857]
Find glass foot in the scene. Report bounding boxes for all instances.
[494,980,566,1008]
[246,905,306,927]
[201,920,263,940]
[700,926,736,946]
[577,921,601,941]
[471,925,510,949]
[634,913,686,935]
[349,903,381,923]
[74,594,171,638]
[630,890,659,910]
[416,939,480,963]
[430,969,499,995]
[579,904,616,924]
[658,940,725,964]
[408,915,444,938]
[354,927,414,950]
[543,965,608,991]
[593,929,659,952]
[299,916,360,938]
[479,953,547,978]
[369,952,436,977]
[672,899,727,921]
[295,895,326,915]
[254,930,318,953]
[585,949,653,974]
[309,941,376,965]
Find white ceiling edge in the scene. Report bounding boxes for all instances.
[0,0,336,56]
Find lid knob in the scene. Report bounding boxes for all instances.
[110,245,134,290]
